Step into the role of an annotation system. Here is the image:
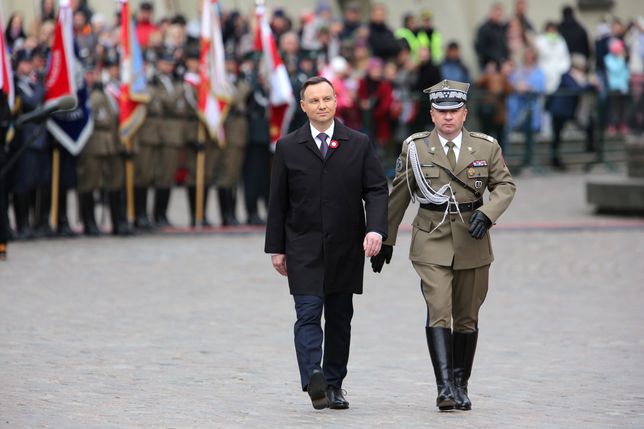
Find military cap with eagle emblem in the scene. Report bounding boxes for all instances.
[423,79,470,110]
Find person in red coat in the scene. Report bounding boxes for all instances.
[358,57,394,149]
[265,76,388,410]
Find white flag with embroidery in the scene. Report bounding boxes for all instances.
[198,0,231,142]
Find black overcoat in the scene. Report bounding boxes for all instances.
[264,120,388,296]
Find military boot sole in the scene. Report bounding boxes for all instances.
[437,398,456,411]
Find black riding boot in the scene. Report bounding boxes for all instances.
[13,192,34,240]
[426,327,456,411]
[80,192,100,236]
[56,189,76,237]
[153,188,172,228]
[33,187,54,238]
[452,330,478,411]
[134,187,154,231]
[188,186,211,228]
[188,186,196,227]
[109,190,133,236]
[218,187,239,226]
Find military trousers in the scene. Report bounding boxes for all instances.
[77,153,124,192]
[135,144,180,188]
[414,262,490,333]
[185,144,218,186]
[212,143,246,188]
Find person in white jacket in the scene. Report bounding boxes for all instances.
[535,21,571,94]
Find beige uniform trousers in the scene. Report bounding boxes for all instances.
[77,153,124,192]
[414,262,490,333]
[135,144,180,189]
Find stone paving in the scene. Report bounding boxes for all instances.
[1,172,644,428]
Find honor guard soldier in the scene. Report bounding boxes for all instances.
[135,50,186,229]
[77,58,130,235]
[11,48,50,240]
[371,80,516,411]
[182,49,212,227]
[0,92,10,259]
[133,57,161,231]
[151,50,188,227]
[214,55,250,226]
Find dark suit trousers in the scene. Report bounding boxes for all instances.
[293,293,354,391]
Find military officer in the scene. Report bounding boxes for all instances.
[371,80,516,411]
[134,51,185,229]
[77,58,130,236]
[11,48,49,240]
[152,51,190,227]
[213,55,250,226]
[182,48,216,227]
[0,92,10,259]
[133,58,162,231]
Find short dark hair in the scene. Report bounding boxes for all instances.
[300,76,335,100]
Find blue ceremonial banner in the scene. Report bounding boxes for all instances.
[47,79,93,155]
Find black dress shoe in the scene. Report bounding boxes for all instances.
[307,369,329,410]
[326,386,349,409]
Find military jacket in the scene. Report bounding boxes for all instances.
[138,76,164,145]
[182,75,200,145]
[223,79,251,149]
[156,73,190,147]
[385,128,516,269]
[83,86,120,155]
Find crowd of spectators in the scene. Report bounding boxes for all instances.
[2,0,643,243]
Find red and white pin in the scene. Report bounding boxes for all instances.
[329,140,340,149]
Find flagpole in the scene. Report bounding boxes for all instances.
[124,137,135,222]
[50,147,60,228]
[195,123,206,225]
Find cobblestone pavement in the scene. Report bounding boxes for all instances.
[1,172,644,428]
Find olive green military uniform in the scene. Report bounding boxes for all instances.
[385,128,515,331]
[182,74,217,227]
[77,84,123,192]
[184,79,218,187]
[77,80,131,235]
[214,78,250,225]
[380,79,516,411]
[150,73,189,188]
[212,78,250,188]
[135,83,162,188]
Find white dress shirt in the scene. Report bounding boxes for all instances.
[310,121,335,149]
[437,131,463,163]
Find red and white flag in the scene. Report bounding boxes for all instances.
[119,0,149,141]
[44,0,76,108]
[255,1,295,149]
[199,0,231,143]
[45,0,94,155]
[0,4,14,110]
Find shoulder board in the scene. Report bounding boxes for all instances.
[469,132,496,143]
[403,131,431,145]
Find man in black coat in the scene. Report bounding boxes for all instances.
[474,3,509,70]
[265,76,388,410]
[558,6,590,60]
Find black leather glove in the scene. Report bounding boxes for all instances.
[119,148,135,161]
[370,244,393,273]
[469,210,492,240]
[190,140,206,151]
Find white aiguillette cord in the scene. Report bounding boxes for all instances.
[406,141,464,233]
